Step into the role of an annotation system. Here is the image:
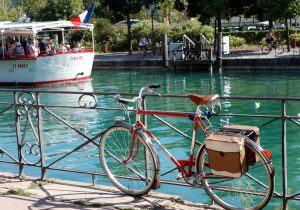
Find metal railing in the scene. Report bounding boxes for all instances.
[182,34,212,61]
[0,89,299,209]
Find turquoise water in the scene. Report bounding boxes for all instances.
[0,69,299,209]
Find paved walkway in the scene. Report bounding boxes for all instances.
[94,51,162,62]
[94,47,300,62]
[0,172,221,210]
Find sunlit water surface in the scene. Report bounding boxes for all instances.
[0,69,300,209]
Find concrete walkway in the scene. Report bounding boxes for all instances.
[0,172,221,210]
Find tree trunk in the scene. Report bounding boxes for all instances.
[213,18,217,53]
[269,18,273,29]
[285,17,290,52]
[126,13,133,54]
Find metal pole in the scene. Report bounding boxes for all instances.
[91,28,94,52]
[281,99,288,209]
[62,29,65,45]
[163,33,168,68]
[14,92,24,177]
[36,92,46,180]
[1,30,4,59]
[151,12,155,53]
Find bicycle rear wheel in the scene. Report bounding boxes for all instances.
[196,138,274,210]
[261,45,270,54]
[275,44,284,54]
[99,124,158,196]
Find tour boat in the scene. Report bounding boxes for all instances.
[0,21,95,85]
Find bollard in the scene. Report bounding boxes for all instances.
[163,33,168,68]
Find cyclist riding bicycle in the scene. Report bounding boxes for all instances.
[266,28,276,46]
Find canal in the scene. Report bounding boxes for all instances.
[0,69,299,209]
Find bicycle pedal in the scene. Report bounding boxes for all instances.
[176,173,184,180]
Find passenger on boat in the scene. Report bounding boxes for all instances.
[46,39,56,55]
[21,37,28,57]
[38,39,47,55]
[8,41,16,57]
[72,43,81,52]
[0,42,5,59]
[0,42,4,57]
[16,42,25,57]
[26,40,37,58]
[57,43,67,53]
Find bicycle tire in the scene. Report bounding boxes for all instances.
[275,44,284,54]
[99,124,158,196]
[196,138,274,210]
[261,45,271,54]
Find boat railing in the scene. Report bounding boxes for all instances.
[0,47,94,60]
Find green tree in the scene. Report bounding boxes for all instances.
[18,0,47,21]
[101,0,149,53]
[57,0,84,20]
[159,0,188,24]
[0,1,24,21]
[35,0,84,21]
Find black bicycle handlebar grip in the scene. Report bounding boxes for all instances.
[117,98,129,105]
[148,84,160,89]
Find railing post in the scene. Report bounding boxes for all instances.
[281,99,288,209]
[36,92,46,180]
[14,91,24,177]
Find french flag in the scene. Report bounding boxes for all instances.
[69,4,95,29]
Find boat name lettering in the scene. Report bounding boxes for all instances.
[12,64,28,69]
[71,56,83,61]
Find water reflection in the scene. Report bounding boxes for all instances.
[0,69,299,209]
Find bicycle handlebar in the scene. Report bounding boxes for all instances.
[115,84,161,105]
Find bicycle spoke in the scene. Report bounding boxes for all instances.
[99,125,157,195]
[104,148,148,181]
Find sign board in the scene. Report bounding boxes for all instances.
[223,36,230,55]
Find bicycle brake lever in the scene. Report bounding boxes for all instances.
[151,90,161,97]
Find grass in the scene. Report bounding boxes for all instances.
[72,200,104,208]
[29,180,50,189]
[170,196,184,204]
[2,189,35,196]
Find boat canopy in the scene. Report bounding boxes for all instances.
[0,21,93,33]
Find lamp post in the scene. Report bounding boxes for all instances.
[149,3,156,53]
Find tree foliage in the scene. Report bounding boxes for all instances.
[36,0,84,21]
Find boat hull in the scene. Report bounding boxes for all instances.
[0,52,94,85]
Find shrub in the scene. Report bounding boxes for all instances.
[94,19,215,52]
[229,36,246,47]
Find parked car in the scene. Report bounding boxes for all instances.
[240,25,256,31]
[223,26,240,32]
[117,19,140,26]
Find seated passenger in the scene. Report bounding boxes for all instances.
[38,39,47,55]
[21,37,28,57]
[15,42,25,57]
[8,41,16,57]
[0,42,4,58]
[47,39,56,55]
[26,41,37,57]
[57,44,67,53]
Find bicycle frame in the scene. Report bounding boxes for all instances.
[126,106,210,178]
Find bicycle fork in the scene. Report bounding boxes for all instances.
[122,127,140,164]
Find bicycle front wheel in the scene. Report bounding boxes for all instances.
[196,138,274,210]
[261,45,270,54]
[99,124,158,196]
[275,44,284,54]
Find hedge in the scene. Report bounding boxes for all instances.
[223,29,300,45]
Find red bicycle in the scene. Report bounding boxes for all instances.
[99,85,274,210]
